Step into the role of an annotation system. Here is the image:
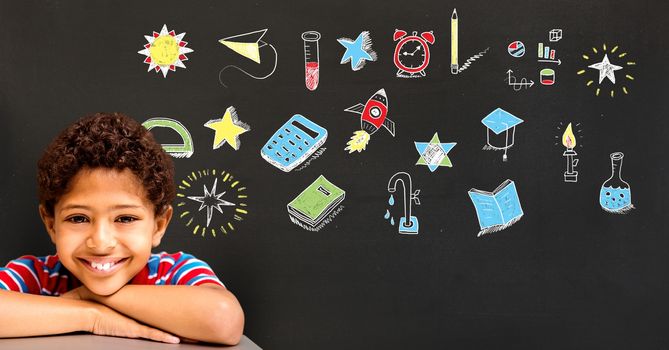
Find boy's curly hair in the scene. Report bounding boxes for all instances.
[37,112,175,216]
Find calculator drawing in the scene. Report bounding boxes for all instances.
[261,114,327,172]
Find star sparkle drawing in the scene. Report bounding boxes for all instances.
[337,31,377,71]
[415,132,456,172]
[204,106,250,151]
[138,24,193,77]
[176,169,249,238]
[577,43,636,98]
[187,178,235,228]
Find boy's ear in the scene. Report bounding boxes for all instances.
[39,205,57,244]
[152,205,173,247]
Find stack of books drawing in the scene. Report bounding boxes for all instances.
[287,175,345,232]
[468,179,523,236]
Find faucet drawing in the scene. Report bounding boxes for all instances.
[387,172,420,234]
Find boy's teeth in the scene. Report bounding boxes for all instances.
[90,261,115,271]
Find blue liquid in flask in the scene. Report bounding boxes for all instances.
[599,186,632,213]
[599,152,633,213]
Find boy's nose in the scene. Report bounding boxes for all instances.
[86,224,117,251]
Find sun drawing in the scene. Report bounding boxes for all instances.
[576,43,635,98]
[138,24,193,77]
[176,169,248,238]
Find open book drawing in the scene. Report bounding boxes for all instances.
[468,179,523,236]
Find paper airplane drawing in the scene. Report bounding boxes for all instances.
[218,29,278,87]
[219,29,268,63]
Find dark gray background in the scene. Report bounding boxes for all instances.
[1,0,667,349]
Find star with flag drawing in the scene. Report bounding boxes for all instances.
[588,53,623,84]
[415,132,456,172]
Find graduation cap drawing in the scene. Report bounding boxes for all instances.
[218,29,278,87]
[481,108,524,161]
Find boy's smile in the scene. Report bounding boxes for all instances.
[78,257,129,274]
[39,167,172,296]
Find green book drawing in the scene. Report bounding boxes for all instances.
[287,175,345,231]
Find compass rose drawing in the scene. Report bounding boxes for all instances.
[176,169,248,237]
[187,178,235,227]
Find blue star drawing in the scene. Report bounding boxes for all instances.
[337,31,377,71]
[415,133,456,172]
[187,178,236,227]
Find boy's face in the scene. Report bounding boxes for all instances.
[39,167,172,296]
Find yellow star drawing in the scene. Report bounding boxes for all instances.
[204,107,250,150]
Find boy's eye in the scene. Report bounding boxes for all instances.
[67,215,89,224]
[116,216,138,224]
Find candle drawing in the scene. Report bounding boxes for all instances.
[450,8,458,74]
[562,123,579,182]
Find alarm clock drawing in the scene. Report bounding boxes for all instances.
[393,29,435,78]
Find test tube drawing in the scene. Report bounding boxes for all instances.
[302,31,321,91]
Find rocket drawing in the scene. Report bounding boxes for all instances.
[344,88,395,153]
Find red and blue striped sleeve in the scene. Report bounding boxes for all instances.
[154,252,225,288]
[0,256,45,294]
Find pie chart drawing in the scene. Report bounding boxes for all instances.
[507,41,525,58]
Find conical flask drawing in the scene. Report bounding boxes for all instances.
[599,152,633,213]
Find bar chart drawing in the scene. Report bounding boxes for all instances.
[537,43,561,65]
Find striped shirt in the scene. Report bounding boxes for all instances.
[0,251,224,295]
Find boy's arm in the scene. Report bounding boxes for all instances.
[67,284,244,345]
[0,289,93,337]
[0,289,179,343]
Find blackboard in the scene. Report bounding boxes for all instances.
[1,0,668,348]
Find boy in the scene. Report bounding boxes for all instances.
[0,113,244,344]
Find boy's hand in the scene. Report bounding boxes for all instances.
[61,288,180,344]
[89,303,181,344]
